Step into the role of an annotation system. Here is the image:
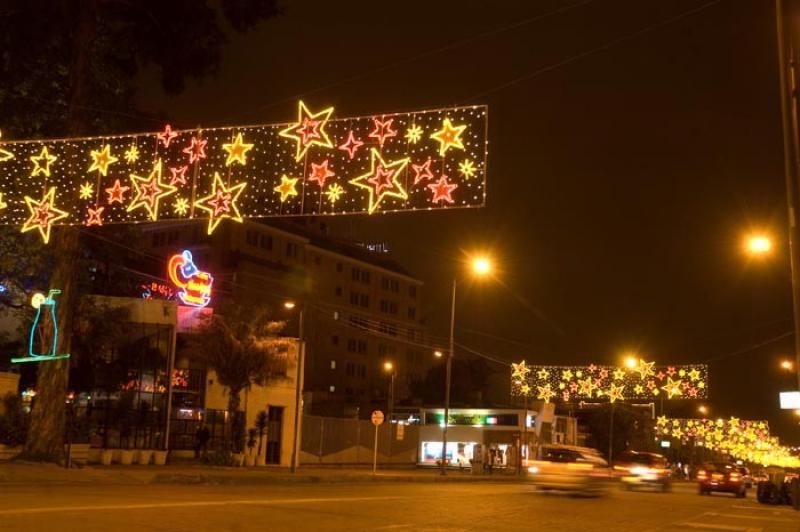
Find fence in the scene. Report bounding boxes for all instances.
[300,415,419,465]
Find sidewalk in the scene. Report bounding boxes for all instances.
[0,461,524,487]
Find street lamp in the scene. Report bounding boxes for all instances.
[284,300,304,474]
[698,405,709,416]
[434,350,443,358]
[781,359,794,371]
[745,234,772,256]
[623,356,638,369]
[440,253,494,475]
[383,361,396,462]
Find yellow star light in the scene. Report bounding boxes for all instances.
[536,384,556,404]
[405,124,423,143]
[30,146,57,177]
[127,160,177,221]
[79,182,94,200]
[349,148,410,214]
[222,132,254,166]
[194,173,247,234]
[578,377,595,397]
[520,383,531,396]
[633,384,644,395]
[688,368,701,381]
[88,144,119,176]
[21,186,69,244]
[125,145,140,163]
[562,369,573,381]
[607,383,625,403]
[0,192,7,212]
[511,361,531,380]
[274,175,299,202]
[536,368,550,380]
[634,359,655,380]
[458,159,476,179]
[430,117,466,156]
[661,377,683,399]
[279,100,334,161]
[325,183,344,204]
[613,368,626,381]
[173,197,189,216]
[0,131,13,162]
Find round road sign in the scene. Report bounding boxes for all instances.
[371,410,385,426]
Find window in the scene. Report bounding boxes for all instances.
[286,242,298,258]
[331,335,339,346]
[391,280,399,293]
[389,302,398,315]
[359,293,369,307]
[246,230,259,246]
[335,286,342,297]
[379,322,397,336]
[330,360,336,370]
[358,340,367,353]
[347,339,357,352]
[380,300,388,313]
[409,285,417,298]
[260,234,273,250]
[346,362,355,376]
[381,278,389,290]
[350,291,359,306]
[351,267,360,281]
[314,255,321,265]
[358,365,366,379]
[361,270,370,284]
[151,232,165,247]
[408,307,416,319]
[329,385,335,393]
[336,262,343,273]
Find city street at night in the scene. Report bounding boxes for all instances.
[0,481,797,532]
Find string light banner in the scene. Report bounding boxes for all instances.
[510,360,708,403]
[0,102,488,242]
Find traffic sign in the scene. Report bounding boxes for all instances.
[371,410,385,426]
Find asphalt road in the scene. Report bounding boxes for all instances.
[0,481,797,532]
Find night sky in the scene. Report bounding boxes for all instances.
[137,0,800,443]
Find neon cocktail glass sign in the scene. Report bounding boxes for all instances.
[168,250,213,307]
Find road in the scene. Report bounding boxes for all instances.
[0,481,796,531]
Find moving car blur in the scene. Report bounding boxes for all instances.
[525,445,610,496]
[613,451,671,492]
[697,462,748,498]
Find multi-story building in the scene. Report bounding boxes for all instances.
[140,218,427,418]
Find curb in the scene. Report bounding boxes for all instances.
[149,473,525,486]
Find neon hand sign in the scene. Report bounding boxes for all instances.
[168,250,213,307]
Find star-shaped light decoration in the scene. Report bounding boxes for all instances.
[88,144,119,176]
[222,132,254,166]
[561,369,573,381]
[688,368,701,382]
[22,187,68,244]
[578,377,595,397]
[157,124,179,148]
[599,368,609,379]
[633,359,655,380]
[105,179,130,205]
[612,368,626,381]
[458,159,476,178]
[325,183,344,204]
[569,381,579,393]
[536,368,550,380]
[537,384,556,404]
[412,158,434,185]
[308,159,335,187]
[194,172,247,234]
[338,131,364,160]
[0,131,14,162]
[79,182,94,200]
[279,101,334,161]
[430,117,466,156]
[511,361,531,380]
[349,148,410,214]
[634,384,644,395]
[0,192,7,212]
[173,197,189,216]
[405,124,423,143]
[124,145,139,163]
[127,160,177,221]
[169,165,190,186]
[656,415,668,427]
[86,206,104,227]
[30,146,57,177]
[183,136,208,164]
[428,174,458,204]
[368,117,398,147]
[661,377,683,399]
[607,383,625,403]
[520,383,531,396]
[274,175,299,202]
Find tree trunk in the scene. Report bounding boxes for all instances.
[23,0,97,461]
[228,388,243,453]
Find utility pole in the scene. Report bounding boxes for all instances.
[776,0,800,393]
[440,278,456,475]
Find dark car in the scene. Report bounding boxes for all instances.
[613,451,671,492]
[697,462,748,498]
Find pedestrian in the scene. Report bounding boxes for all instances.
[195,423,210,459]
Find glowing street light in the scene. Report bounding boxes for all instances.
[434,350,443,358]
[746,235,772,256]
[781,359,794,372]
[383,361,394,372]
[698,405,709,416]
[283,300,296,309]
[472,256,492,276]
[623,356,638,369]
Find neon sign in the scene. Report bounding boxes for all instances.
[12,289,70,364]
[168,250,213,308]
[140,281,176,301]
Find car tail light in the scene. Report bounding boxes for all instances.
[729,472,740,482]
[613,465,629,472]
[697,470,707,480]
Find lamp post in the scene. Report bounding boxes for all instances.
[440,255,493,476]
[285,300,304,474]
[383,361,395,463]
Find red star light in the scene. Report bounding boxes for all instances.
[428,174,458,204]
[86,206,104,226]
[279,101,334,161]
[169,165,189,186]
[22,187,69,244]
[208,188,232,216]
[157,124,179,148]
[367,166,396,195]
[183,136,208,164]
[338,131,364,160]
[412,158,434,185]
[309,160,335,187]
[368,117,398,147]
[105,179,130,204]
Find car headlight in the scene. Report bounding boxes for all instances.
[630,466,651,476]
[527,466,539,474]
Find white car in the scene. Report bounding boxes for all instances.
[526,445,610,496]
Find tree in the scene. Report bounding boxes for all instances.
[190,304,292,453]
[409,357,494,406]
[1,0,282,461]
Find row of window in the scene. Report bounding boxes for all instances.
[349,291,369,308]
[344,362,367,379]
[244,229,300,259]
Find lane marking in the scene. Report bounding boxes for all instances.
[676,523,762,532]
[0,495,402,516]
[705,511,796,523]
[730,504,794,514]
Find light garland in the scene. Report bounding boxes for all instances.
[511,359,709,403]
[0,102,488,243]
